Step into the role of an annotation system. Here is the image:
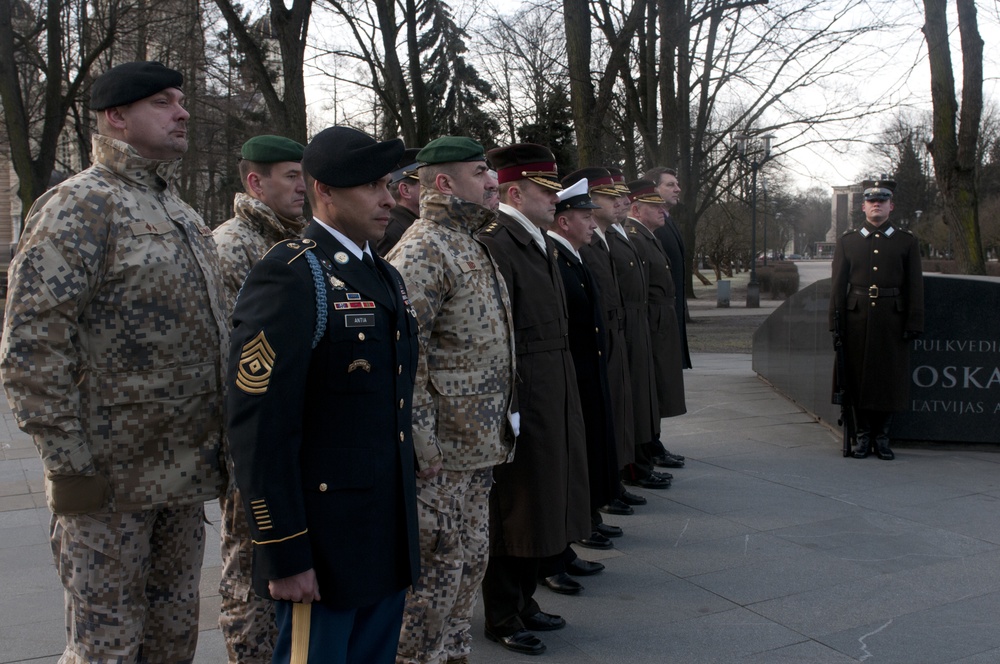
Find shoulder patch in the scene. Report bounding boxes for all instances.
[841,228,857,236]
[261,237,317,264]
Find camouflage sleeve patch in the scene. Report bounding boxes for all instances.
[236,331,275,395]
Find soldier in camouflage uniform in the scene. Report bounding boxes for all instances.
[0,61,227,663]
[213,134,306,663]
[387,136,516,664]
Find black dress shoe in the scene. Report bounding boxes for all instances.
[521,611,567,631]
[594,522,623,538]
[875,445,895,460]
[576,532,613,549]
[484,628,546,655]
[541,572,582,595]
[651,469,673,480]
[653,454,685,468]
[567,558,605,576]
[623,475,670,489]
[662,449,685,461]
[599,499,634,515]
[619,489,647,505]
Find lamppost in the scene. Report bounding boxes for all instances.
[735,132,775,308]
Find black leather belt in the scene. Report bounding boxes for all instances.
[850,286,900,299]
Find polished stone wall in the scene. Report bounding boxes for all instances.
[752,274,1000,444]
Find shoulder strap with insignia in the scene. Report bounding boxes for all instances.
[260,237,317,263]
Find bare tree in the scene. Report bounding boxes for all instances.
[922,0,985,274]
[0,0,129,214]
[609,0,903,296]
[211,0,312,143]
[319,0,496,146]
[475,2,576,163]
[563,0,644,165]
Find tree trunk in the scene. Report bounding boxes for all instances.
[563,0,601,164]
[922,0,985,274]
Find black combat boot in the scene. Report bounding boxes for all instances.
[875,414,895,460]
[852,411,871,459]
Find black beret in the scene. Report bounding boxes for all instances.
[241,135,305,163]
[90,61,184,111]
[302,126,405,188]
[418,136,486,166]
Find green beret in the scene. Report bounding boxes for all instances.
[90,61,183,111]
[241,135,305,164]
[417,136,486,166]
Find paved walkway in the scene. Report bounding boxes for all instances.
[5,350,1000,663]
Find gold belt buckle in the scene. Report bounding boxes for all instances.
[868,285,879,298]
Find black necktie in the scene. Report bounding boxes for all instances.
[363,252,394,303]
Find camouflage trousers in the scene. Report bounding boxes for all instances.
[396,468,493,664]
[50,504,205,663]
[219,478,276,663]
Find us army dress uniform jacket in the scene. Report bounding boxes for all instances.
[627,219,686,418]
[226,222,420,610]
[606,227,659,447]
[214,193,306,316]
[552,242,618,513]
[1,135,227,513]
[829,221,924,412]
[386,190,516,471]
[580,233,635,468]
[478,212,590,559]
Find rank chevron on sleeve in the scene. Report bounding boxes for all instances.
[237,330,276,395]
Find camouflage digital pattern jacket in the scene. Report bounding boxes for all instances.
[387,190,516,471]
[1,135,228,511]
[213,193,306,316]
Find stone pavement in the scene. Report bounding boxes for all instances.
[5,351,1000,663]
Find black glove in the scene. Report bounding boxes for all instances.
[48,474,111,514]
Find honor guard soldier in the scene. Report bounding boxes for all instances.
[388,136,516,664]
[540,178,620,595]
[625,180,687,424]
[645,166,693,372]
[1,61,228,662]
[478,143,591,656]
[573,172,640,517]
[829,178,924,460]
[377,147,422,256]
[214,134,307,663]
[226,126,420,663]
